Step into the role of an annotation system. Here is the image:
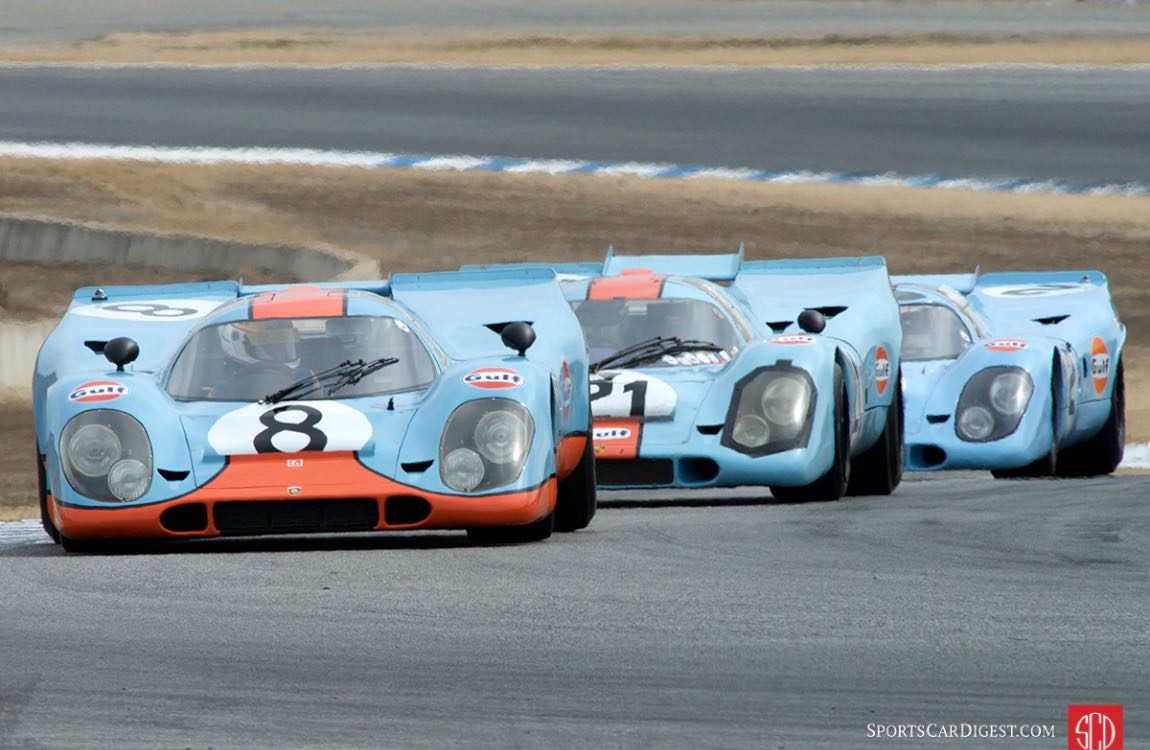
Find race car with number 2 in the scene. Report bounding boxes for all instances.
[33,269,595,551]
[895,270,1125,477]
[474,250,904,502]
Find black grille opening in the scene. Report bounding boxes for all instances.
[213,500,379,536]
[400,460,434,474]
[916,445,947,467]
[385,496,432,526]
[158,468,190,481]
[679,457,720,484]
[696,424,723,435]
[596,459,674,486]
[160,503,208,533]
[926,414,951,424]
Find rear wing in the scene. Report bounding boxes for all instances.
[390,268,584,363]
[968,270,1121,341]
[732,257,898,341]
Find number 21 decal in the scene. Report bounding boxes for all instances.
[589,372,676,419]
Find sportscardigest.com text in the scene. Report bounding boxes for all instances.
[866,724,1057,741]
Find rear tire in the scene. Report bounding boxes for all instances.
[554,434,597,532]
[846,377,904,496]
[36,450,60,544]
[467,511,554,545]
[1055,359,1125,477]
[771,366,850,503]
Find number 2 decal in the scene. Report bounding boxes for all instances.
[589,372,676,419]
[207,401,372,456]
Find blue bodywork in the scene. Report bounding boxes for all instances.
[33,270,589,527]
[469,250,903,492]
[894,271,1125,472]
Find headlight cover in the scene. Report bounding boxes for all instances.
[60,410,152,502]
[440,399,534,492]
[955,366,1034,442]
[722,365,817,456]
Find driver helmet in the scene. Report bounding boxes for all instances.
[218,319,301,367]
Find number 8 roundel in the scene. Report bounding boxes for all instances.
[207,401,372,455]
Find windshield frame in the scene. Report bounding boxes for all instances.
[899,302,976,363]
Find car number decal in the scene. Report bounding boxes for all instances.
[589,371,676,419]
[71,299,222,322]
[982,283,1088,298]
[207,401,372,455]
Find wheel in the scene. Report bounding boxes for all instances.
[36,450,60,544]
[554,434,597,532]
[1055,359,1125,477]
[992,377,1059,479]
[846,375,904,496]
[466,511,554,545]
[771,365,850,503]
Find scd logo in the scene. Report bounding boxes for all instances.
[1068,705,1122,750]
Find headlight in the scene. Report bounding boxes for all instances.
[722,366,816,456]
[474,410,530,465]
[761,375,810,428]
[60,410,152,503]
[440,399,535,492]
[955,366,1034,442]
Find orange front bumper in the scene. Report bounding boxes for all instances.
[52,452,556,541]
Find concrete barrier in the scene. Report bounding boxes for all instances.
[1,216,379,397]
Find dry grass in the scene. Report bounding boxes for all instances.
[1,157,1148,514]
[5,31,1150,66]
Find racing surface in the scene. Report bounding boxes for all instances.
[2,67,1149,184]
[1,474,1147,748]
[4,0,1150,45]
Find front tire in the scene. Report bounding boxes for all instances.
[554,434,597,532]
[771,366,850,503]
[467,511,554,545]
[1055,359,1125,477]
[846,377,904,496]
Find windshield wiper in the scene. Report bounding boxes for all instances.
[591,337,724,373]
[261,357,399,405]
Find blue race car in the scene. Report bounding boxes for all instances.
[33,269,595,551]
[473,250,904,501]
[894,270,1126,477]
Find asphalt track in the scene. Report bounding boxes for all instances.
[2,66,1150,183]
[4,0,1150,46]
[1,473,1147,749]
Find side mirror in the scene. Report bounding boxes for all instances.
[797,309,827,334]
[104,337,140,372]
[500,322,536,357]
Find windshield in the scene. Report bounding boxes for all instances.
[167,316,437,401]
[899,304,973,361]
[571,298,739,367]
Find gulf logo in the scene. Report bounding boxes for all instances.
[593,427,632,441]
[463,368,524,390]
[770,334,815,345]
[873,345,891,396]
[68,380,129,403]
[1090,336,1111,395]
[985,339,1028,352]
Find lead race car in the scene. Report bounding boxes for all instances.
[33,269,595,551]
[470,250,904,501]
[894,270,1125,477]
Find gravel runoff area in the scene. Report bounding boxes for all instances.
[1,158,1147,514]
[5,31,1150,66]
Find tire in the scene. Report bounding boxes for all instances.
[554,434,597,532]
[771,366,850,503]
[36,450,60,544]
[1055,359,1125,477]
[467,511,554,545]
[846,376,904,496]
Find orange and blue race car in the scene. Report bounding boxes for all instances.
[33,269,595,551]
[471,250,904,502]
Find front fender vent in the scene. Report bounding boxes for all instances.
[401,460,434,473]
[926,414,950,424]
[157,468,190,481]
